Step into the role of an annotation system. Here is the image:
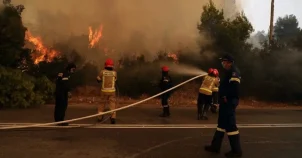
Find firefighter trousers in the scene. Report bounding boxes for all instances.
[212,92,219,105]
[54,93,68,122]
[209,98,242,153]
[98,92,116,119]
[197,93,212,117]
[161,92,171,116]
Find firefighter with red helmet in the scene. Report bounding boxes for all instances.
[197,68,219,120]
[96,58,117,124]
[158,66,173,117]
[210,69,220,113]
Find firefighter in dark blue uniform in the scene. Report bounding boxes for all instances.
[159,66,173,117]
[204,54,242,157]
[54,63,76,126]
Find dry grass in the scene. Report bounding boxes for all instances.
[69,84,302,108]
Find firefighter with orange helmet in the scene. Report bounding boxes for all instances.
[210,69,220,113]
[197,68,219,120]
[159,66,173,117]
[96,58,117,124]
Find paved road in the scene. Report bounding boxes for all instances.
[0,105,302,124]
[0,128,302,158]
[0,106,302,158]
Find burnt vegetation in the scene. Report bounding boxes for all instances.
[1,1,302,108]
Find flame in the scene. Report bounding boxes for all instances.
[167,52,179,63]
[88,25,103,48]
[25,31,60,64]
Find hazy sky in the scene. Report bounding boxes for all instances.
[240,0,302,33]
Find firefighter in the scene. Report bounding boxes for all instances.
[159,66,173,117]
[204,54,242,157]
[197,68,219,120]
[54,63,77,126]
[210,69,220,113]
[96,58,117,124]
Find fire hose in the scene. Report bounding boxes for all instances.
[0,73,207,130]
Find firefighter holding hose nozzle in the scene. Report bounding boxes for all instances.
[54,63,77,126]
[159,66,173,117]
[96,58,117,124]
[197,68,219,120]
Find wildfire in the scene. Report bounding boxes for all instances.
[168,52,179,63]
[25,31,60,64]
[88,25,103,48]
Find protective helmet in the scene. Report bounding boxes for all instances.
[213,69,219,77]
[104,58,114,68]
[162,66,169,72]
[208,68,214,74]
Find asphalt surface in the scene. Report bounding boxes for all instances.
[0,105,302,158]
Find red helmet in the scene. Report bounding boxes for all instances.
[104,58,114,67]
[213,69,219,77]
[208,68,214,74]
[162,66,169,72]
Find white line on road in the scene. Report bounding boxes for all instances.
[1,123,302,129]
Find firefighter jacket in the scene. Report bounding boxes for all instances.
[55,70,72,95]
[212,77,220,92]
[96,69,117,93]
[159,75,173,92]
[199,75,217,96]
[219,65,241,100]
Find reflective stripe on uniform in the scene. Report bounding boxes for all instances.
[217,127,226,132]
[101,89,116,93]
[229,77,240,83]
[62,77,69,80]
[199,88,212,95]
[227,130,239,135]
[212,87,219,92]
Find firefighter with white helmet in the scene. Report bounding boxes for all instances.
[96,58,117,124]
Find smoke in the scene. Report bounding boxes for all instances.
[161,62,207,76]
[12,0,241,62]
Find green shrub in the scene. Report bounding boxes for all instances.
[0,66,54,109]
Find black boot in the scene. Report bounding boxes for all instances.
[57,122,69,126]
[225,134,242,157]
[197,104,202,120]
[110,118,116,124]
[204,130,225,153]
[201,104,209,120]
[159,107,168,117]
[166,106,170,117]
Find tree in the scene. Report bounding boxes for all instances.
[197,0,254,56]
[274,14,300,46]
[0,5,28,67]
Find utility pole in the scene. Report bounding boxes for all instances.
[269,0,275,46]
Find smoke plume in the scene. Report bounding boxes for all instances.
[12,0,241,61]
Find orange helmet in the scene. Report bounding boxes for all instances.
[104,58,114,68]
[162,66,169,72]
[213,69,219,77]
[208,68,214,74]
